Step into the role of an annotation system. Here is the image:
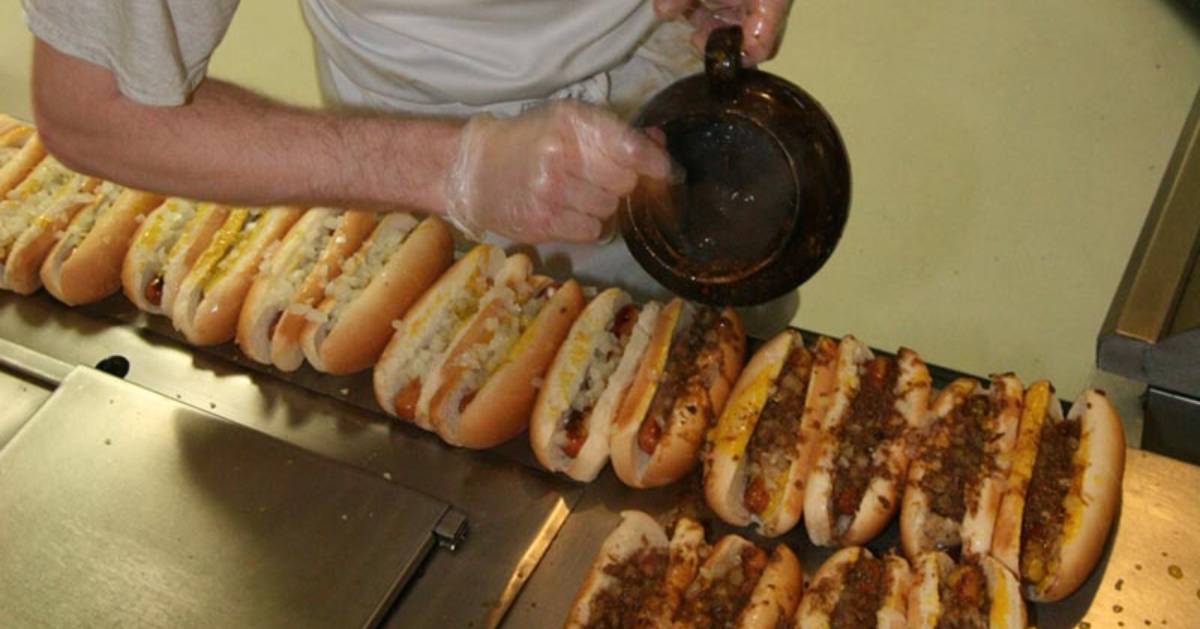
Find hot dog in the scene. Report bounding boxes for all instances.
[0,156,99,294]
[0,121,46,197]
[300,214,454,374]
[530,287,662,481]
[907,551,1026,629]
[705,330,838,537]
[803,336,932,547]
[168,207,303,345]
[610,299,745,488]
[373,244,508,428]
[122,199,230,315]
[236,208,377,369]
[426,259,585,449]
[900,374,1023,560]
[40,185,164,305]
[565,512,707,629]
[791,546,911,629]
[672,536,802,629]
[990,385,1125,602]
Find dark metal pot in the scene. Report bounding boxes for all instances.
[620,26,850,306]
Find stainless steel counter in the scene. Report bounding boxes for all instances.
[1,291,1197,628]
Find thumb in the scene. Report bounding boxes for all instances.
[742,0,790,64]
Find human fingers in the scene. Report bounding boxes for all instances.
[741,0,791,64]
[562,175,621,219]
[544,209,604,243]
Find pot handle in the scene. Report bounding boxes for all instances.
[705,26,743,94]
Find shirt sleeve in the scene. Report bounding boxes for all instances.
[22,0,241,106]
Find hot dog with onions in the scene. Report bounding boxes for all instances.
[300,214,454,374]
[41,185,164,305]
[426,257,585,449]
[705,330,838,537]
[531,287,661,481]
[236,207,376,370]
[990,384,1125,602]
[900,373,1023,560]
[803,336,932,547]
[170,206,303,345]
[610,299,745,488]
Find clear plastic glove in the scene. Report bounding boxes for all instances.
[443,100,671,244]
[654,0,793,65]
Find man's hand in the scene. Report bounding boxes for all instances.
[653,0,792,65]
[443,100,671,244]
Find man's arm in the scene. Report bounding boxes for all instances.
[31,38,668,243]
[31,38,460,214]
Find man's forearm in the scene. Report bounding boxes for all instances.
[32,39,461,213]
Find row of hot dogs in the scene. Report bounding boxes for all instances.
[564,359,1124,627]
[2,115,1125,626]
[567,511,1029,628]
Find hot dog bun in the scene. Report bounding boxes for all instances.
[901,373,1023,560]
[735,544,804,629]
[654,518,707,626]
[0,157,100,294]
[907,551,1026,629]
[0,124,45,197]
[300,214,453,374]
[429,272,585,449]
[991,384,1125,602]
[610,299,745,488]
[793,546,911,629]
[157,204,237,319]
[236,208,377,369]
[565,510,672,629]
[530,287,661,481]
[672,534,766,628]
[123,199,217,312]
[40,186,164,305]
[373,244,507,428]
[171,207,303,345]
[803,337,932,547]
[705,331,838,537]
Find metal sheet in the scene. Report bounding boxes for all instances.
[0,368,448,629]
[1143,386,1200,466]
[0,292,582,628]
[1098,85,1200,397]
[507,450,1200,629]
[1100,85,1200,344]
[0,365,50,449]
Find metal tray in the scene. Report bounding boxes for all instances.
[1,292,1197,627]
[0,368,448,629]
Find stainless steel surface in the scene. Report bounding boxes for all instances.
[1098,85,1200,397]
[0,292,581,628]
[2,281,1193,628]
[0,335,71,385]
[508,449,1200,629]
[0,365,50,448]
[1143,386,1200,465]
[0,368,447,629]
[487,497,572,629]
[1100,85,1200,343]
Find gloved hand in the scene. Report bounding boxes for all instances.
[443,100,671,244]
[653,0,793,65]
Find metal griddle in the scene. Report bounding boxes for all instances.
[1,291,1198,628]
[0,367,448,629]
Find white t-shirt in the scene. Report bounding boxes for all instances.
[22,0,701,297]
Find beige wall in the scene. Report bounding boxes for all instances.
[1,3,1198,404]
